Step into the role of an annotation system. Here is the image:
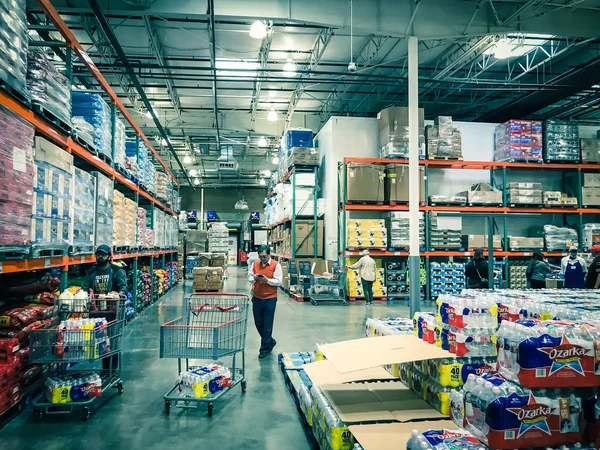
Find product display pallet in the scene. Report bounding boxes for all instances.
[0,245,31,260]
[68,244,95,256]
[30,103,71,135]
[30,243,69,258]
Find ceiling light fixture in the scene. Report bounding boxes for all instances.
[249,20,267,40]
[272,155,279,165]
[259,178,266,186]
[348,0,357,72]
[189,169,198,177]
[216,58,260,77]
[283,56,297,77]
[493,38,513,59]
[267,108,278,122]
[183,155,192,164]
[258,136,268,147]
[268,90,277,98]
[264,169,272,178]
[193,178,201,186]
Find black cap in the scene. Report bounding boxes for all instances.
[95,244,112,255]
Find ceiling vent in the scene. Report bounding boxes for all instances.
[216,145,238,172]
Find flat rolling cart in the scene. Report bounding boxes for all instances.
[309,269,348,306]
[160,293,249,417]
[29,293,126,421]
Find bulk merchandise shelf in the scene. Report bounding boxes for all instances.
[338,157,600,301]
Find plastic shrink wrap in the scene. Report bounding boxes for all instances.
[71,92,112,159]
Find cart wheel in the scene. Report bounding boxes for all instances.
[82,406,91,421]
[241,380,247,393]
[343,300,349,306]
[117,381,124,395]
[165,400,171,416]
[207,403,214,417]
[311,300,318,306]
[33,409,42,422]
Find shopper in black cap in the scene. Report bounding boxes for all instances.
[81,244,127,378]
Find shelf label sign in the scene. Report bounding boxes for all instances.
[524,252,531,256]
[0,261,3,273]
[44,258,51,268]
[80,256,86,264]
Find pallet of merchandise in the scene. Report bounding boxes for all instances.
[278,352,315,372]
[508,202,543,208]
[429,201,467,207]
[0,75,31,106]
[429,247,465,252]
[72,133,99,156]
[346,247,387,252]
[502,158,544,164]
[30,242,69,258]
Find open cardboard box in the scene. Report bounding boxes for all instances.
[350,420,457,450]
[303,360,395,386]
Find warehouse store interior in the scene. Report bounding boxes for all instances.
[2,0,600,449]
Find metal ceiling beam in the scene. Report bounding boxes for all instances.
[207,0,221,152]
[143,16,182,122]
[249,30,273,130]
[285,27,333,127]
[85,0,192,186]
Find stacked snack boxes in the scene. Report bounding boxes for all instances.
[346,261,386,298]
[92,171,114,247]
[494,119,543,162]
[507,182,543,205]
[543,119,580,162]
[70,168,96,251]
[0,105,35,246]
[123,198,137,248]
[0,0,28,94]
[137,207,147,248]
[26,51,71,125]
[384,211,424,249]
[113,118,126,169]
[31,138,73,246]
[112,189,125,248]
[71,92,113,160]
[346,219,386,249]
[430,262,466,299]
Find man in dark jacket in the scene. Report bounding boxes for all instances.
[81,244,127,378]
[586,245,600,289]
[465,249,489,289]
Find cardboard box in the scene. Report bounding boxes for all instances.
[546,278,564,289]
[384,164,425,204]
[34,137,74,174]
[582,187,600,206]
[463,234,501,249]
[581,138,600,163]
[295,220,323,257]
[509,236,544,249]
[468,190,502,204]
[303,360,395,386]
[349,421,458,450]
[584,173,600,187]
[344,163,385,202]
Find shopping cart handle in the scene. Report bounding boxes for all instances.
[189,304,238,315]
[216,305,237,311]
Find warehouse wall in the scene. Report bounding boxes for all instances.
[180,187,267,223]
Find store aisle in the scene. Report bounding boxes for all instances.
[2,267,412,450]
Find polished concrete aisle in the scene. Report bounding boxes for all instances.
[3,267,412,450]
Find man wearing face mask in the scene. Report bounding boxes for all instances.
[561,246,587,289]
[81,244,127,377]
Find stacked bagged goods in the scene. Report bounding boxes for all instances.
[123,198,137,248]
[208,222,228,253]
[186,230,207,253]
[378,106,425,158]
[460,183,502,206]
[112,189,125,248]
[144,160,157,194]
[346,263,385,298]
[153,209,165,248]
[544,225,578,251]
[582,173,600,206]
[113,118,126,169]
[70,168,96,252]
[494,119,543,162]
[145,212,154,248]
[156,172,169,201]
[429,213,462,250]
[92,171,114,247]
[430,262,466,299]
[543,119,580,162]
[71,117,95,148]
[425,116,463,159]
[384,211,424,249]
[0,304,57,345]
[137,207,147,248]
[581,137,600,163]
[140,270,152,307]
[346,219,386,249]
[125,156,140,180]
[0,105,35,247]
[384,164,425,205]
[26,51,71,125]
[0,0,28,93]
[71,92,112,160]
[125,140,143,180]
[31,137,73,247]
[344,163,384,203]
[507,181,543,205]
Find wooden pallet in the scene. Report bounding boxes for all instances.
[508,203,543,208]
[503,158,544,164]
[542,204,578,209]
[69,244,95,256]
[544,159,581,164]
[429,202,467,207]
[97,151,113,166]
[0,76,30,106]
[0,245,31,261]
[388,201,427,206]
[72,133,98,155]
[31,103,72,135]
[30,243,69,258]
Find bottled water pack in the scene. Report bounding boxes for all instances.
[406,428,485,450]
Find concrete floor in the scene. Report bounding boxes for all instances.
[2,267,413,450]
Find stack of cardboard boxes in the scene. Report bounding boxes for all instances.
[543,119,580,162]
[384,212,424,249]
[462,234,502,250]
[581,137,600,163]
[192,254,226,291]
[272,220,323,257]
[460,183,502,206]
[507,182,543,205]
[425,116,462,159]
[347,219,387,250]
[508,236,544,251]
[542,191,577,207]
[429,213,462,250]
[378,107,425,159]
[494,119,543,162]
[582,173,600,206]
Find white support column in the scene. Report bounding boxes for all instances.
[408,36,421,316]
[200,187,205,230]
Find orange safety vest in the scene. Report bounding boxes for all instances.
[252,259,278,299]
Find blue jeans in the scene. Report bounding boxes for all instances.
[252,297,277,354]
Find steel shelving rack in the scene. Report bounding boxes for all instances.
[266,166,321,260]
[338,157,600,300]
